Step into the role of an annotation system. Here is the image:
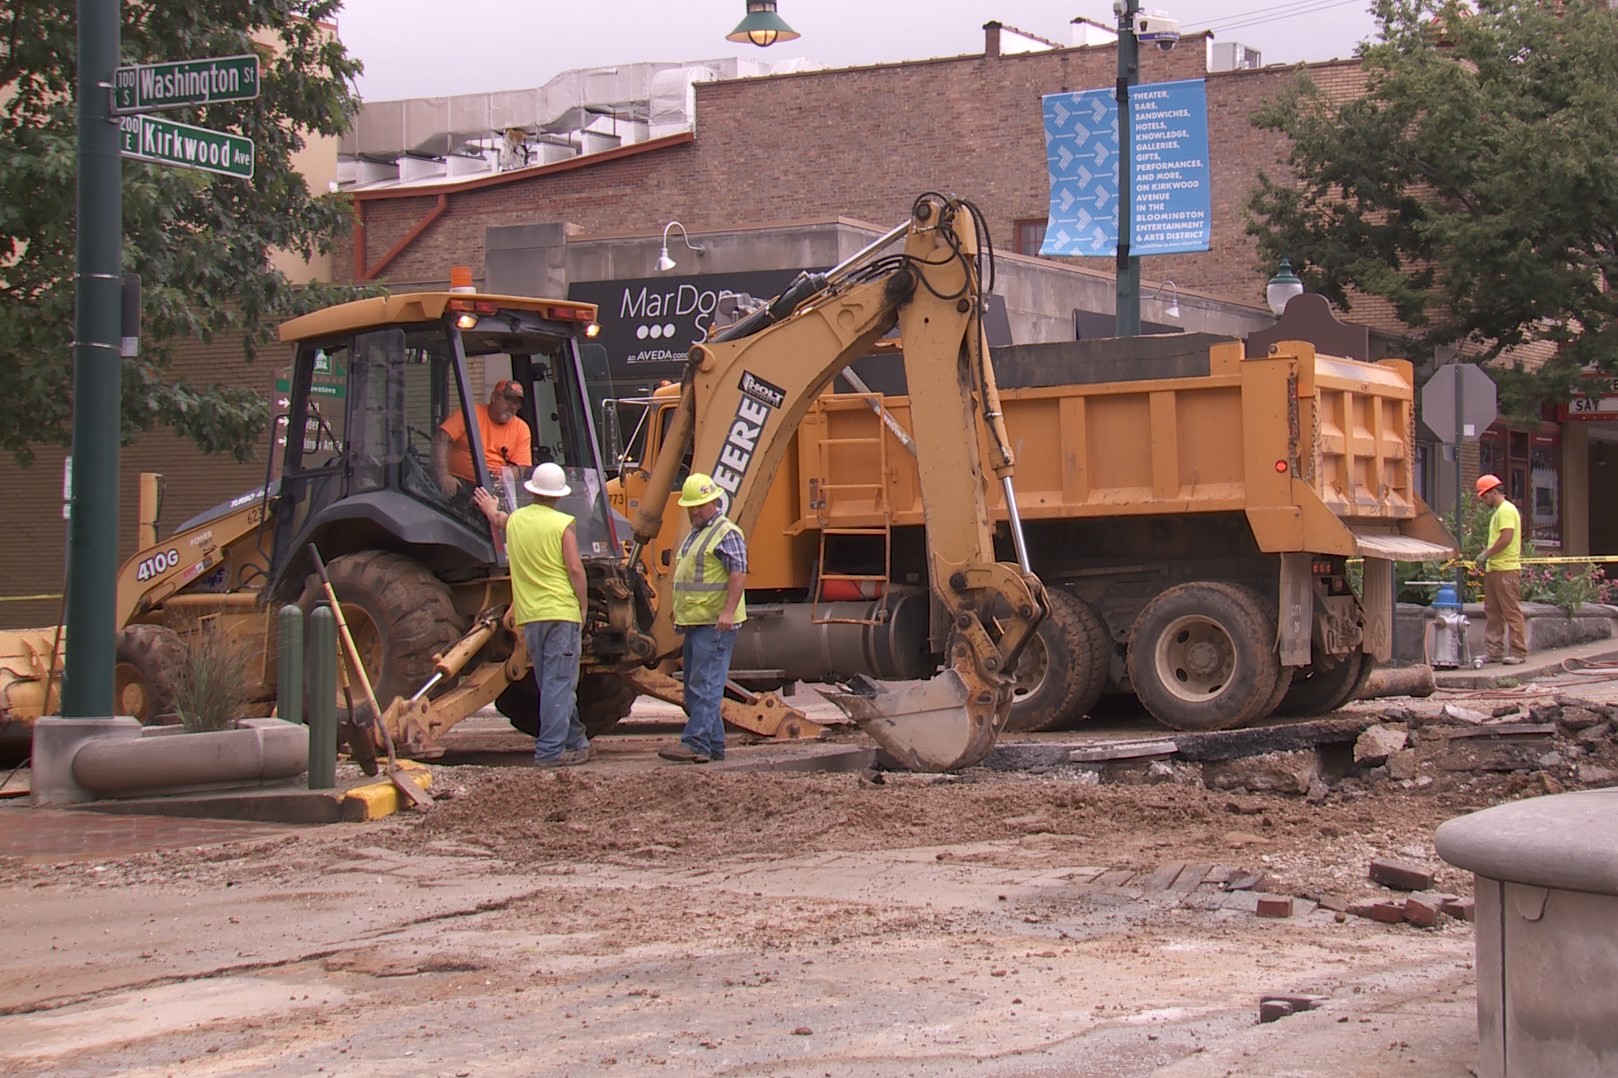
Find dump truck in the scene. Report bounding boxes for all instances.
[609,331,1456,734]
[1,193,1047,773]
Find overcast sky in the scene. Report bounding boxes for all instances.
[335,0,1384,102]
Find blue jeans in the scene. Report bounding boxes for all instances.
[523,621,588,761]
[679,624,736,759]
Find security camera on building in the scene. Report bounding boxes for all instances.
[1135,12,1181,51]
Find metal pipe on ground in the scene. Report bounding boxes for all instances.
[1358,663,1438,701]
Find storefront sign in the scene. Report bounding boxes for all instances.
[569,269,804,394]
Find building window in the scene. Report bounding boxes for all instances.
[1480,424,1561,549]
[1014,218,1048,257]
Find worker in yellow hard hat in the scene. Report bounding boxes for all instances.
[659,473,747,764]
[1474,473,1527,665]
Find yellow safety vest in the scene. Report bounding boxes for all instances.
[506,504,580,624]
[673,516,747,627]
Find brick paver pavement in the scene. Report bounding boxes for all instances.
[0,808,297,862]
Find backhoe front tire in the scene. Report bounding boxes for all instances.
[298,551,462,737]
[1004,590,1110,733]
[496,672,637,739]
[115,624,189,725]
[1128,582,1281,732]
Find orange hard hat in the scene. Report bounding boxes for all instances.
[1475,473,1503,496]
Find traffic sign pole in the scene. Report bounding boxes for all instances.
[1454,362,1465,598]
[64,0,121,720]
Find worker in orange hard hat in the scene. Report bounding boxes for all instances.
[1473,474,1527,665]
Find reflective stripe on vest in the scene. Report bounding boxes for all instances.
[673,516,746,626]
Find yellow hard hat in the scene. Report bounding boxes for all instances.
[677,473,723,507]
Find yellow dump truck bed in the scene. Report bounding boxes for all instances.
[791,334,1450,559]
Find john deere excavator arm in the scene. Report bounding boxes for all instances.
[629,193,1048,771]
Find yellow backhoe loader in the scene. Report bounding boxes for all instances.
[2,193,1046,772]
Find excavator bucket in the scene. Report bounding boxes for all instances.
[819,665,1006,773]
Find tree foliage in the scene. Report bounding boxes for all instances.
[1247,0,1618,416]
[0,1,370,464]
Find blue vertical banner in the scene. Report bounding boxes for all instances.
[1040,89,1119,257]
[1041,78,1211,257]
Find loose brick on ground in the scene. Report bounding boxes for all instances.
[1369,858,1435,891]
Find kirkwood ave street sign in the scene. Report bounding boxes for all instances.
[113,54,260,112]
[119,114,255,179]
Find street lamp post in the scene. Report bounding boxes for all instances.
[1114,0,1142,337]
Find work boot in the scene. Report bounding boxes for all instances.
[657,743,711,764]
[1502,656,1526,666]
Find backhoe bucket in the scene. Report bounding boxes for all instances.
[819,667,1005,773]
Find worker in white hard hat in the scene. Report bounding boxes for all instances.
[474,463,593,766]
[658,473,748,764]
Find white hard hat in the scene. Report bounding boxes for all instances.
[524,462,570,498]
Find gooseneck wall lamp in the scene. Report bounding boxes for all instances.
[726,2,800,47]
[1266,258,1304,316]
[656,222,705,273]
[1149,281,1180,320]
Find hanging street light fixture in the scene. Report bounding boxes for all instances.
[726,2,800,47]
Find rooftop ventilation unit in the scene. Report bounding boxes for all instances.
[1209,41,1262,71]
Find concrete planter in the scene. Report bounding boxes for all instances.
[1437,790,1618,1077]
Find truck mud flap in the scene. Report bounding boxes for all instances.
[819,668,1004,773]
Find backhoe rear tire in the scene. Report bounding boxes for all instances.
[115,624,189,725]
[298,551,462,739]
[496,672,637,739]
[1004,590,1110,733]
[1128,581,1281,732]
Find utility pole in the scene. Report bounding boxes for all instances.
[64,0,123,718]
[1114,0,1141,337]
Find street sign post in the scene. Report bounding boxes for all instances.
[113,54,260,113]
[1420,362,1499,595]
[119,114,254,179]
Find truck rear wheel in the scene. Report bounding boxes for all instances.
[298,551,462,736]
[1004,590,1109,732]
[1128,582,1281,732]
[115,624,188,725]
[497,672,637,739]
[1276,649,1372,717]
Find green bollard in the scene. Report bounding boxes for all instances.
[277,604,304,726]
[307,605,337,790]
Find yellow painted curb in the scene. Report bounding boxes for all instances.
[340,760,433,822]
